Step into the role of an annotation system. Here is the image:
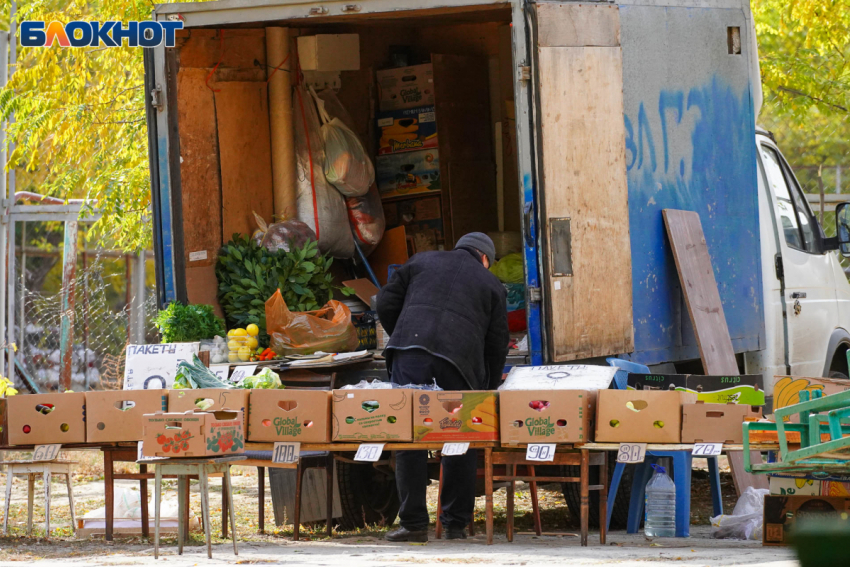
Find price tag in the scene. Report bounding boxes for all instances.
[692,442,723,456]
[441,442,470,456]
[209,364,230,382]
[272,442,301,464]
[617,443,647,464]
[229,364,257,384]
[525,443,556,462]
[32,444,61,462]
[137,441,166,462]
[354,443,385,462]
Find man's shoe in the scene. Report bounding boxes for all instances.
[445,526,468,540]
[385,527,428,542]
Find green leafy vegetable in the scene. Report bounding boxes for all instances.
[240,367,283,390]
[174,355,232,390]
[154,302,226,344]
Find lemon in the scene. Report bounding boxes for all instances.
[228,352,240,363]
[238,346,251,362]
[227,329,239,337]
[246,336,259,349]
[227,339,241,351]
[233,328,248,337]
[246,324,259,337]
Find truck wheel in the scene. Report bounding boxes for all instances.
[561,464,633,529]
[336,457,400,530]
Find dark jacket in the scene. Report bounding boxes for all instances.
[377,247,510,390]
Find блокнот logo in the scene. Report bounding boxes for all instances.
[20,21,184,48]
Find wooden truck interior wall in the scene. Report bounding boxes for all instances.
[172,10,522,309]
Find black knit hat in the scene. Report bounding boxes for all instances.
[454,232,497,263]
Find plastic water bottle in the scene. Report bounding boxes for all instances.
[644,463,676,537]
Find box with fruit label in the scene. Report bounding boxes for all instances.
[332,388,413,442]
[413,391,498,442]
[142,410,244,457]
[500,390,595,444]
[168,388,250,438]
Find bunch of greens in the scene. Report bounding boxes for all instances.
[154,302,226,343]
[216,236,351,340]
[173,355,232,390]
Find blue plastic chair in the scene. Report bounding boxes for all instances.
[604,358,723,537]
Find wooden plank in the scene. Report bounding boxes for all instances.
[214,82,275,241]
[367,226,408,286]
[662,209,739,375]
[536,3,620,48]
[447,161,499,241]
[537,46,632,362]
[342,279,380,306]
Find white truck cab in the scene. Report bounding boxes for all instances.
[747,127,850,389]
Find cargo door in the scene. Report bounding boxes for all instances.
[533,3,633,362]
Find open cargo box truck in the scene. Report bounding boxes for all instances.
[144,0,850,528]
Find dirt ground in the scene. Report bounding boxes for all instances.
[0,451,798,566]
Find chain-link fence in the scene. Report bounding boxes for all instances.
[12,251,159,393]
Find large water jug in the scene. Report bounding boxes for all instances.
[644,463,676,537]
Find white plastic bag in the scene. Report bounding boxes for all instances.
[311,87,374,198]
[711,487,769,540]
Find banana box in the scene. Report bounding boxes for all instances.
[500,390,595,444]
[413,391,498,442]
[331,389,413,442]
[376,106,438,155]
[773,375,850,422]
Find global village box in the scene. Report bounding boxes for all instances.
[8,392,87,445]
[142,410,244,457]
[247,389,331,443]
[86,389,167,443]
[331,389,413,442]
[377,63,434,111]
[627,374,765,405]
[500,390,595,444]
[763,495,850,546]
[168,388,251,437]
[413,391,498,442]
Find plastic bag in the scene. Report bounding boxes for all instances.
[241,367,282,389]
[490,253,524,283]
[251,211,317,253]
[311,86,374,198]
[293,82,355,258]
[341,378,442,390]
[265,289,360,355]
[711,487,770,540]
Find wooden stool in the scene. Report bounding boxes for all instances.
[2,460,76,538]
[150,455,245,559]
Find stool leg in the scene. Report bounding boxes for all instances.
[177,473,186,556]
[139,463,149,539]
[182,476,190,541]
[707,456,723,517]
[222,475,229,539]
[671,453,692,538]
[325,457,334,538]
[627,462,653,534]
[225,467,238,555]
[65,472,76,536]
[293,462,304,541]
[506,465,515,542]
[43,466,51,538]
[435,462,443,540]
[258,467,265,535]
[104,449,114,542]
[200,467,213,559]
[3,469,13,535]
[607,462,625,534]
[580,450,589,547]
[485,448,493,545]
[27,473,35,536]
[599,453,608,545]
[154,466,162,560]
[528,465,542,536]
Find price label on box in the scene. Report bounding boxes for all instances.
[692,443,723,456]
[441,443,469,456]
[525,444,556,462]
[354,444,385,462]
[617,443,647,463]
[32,444,61,462]
[272,442,301,464]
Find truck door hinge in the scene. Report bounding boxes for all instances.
[151,86,164,112]
[518,66,531,82]
[528,286,542,303]
[774,254,784,281]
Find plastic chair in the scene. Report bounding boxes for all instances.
[604,358,723,537]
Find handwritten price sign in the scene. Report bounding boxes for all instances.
[441,443,470,456]
[525,444,556,462]
[32,444,61,462]
[617,443,647,464]
[272,442,301,464]
[354,444,385,462]
[692,443,723,456]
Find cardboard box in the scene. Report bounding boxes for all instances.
[86,389,167,443]
[413,391,498,442]
[142,410,244,457]
[331,389,413,442]
[681,402,763,444]
[774,376,850,421]
[763,495,850,545]
[376,149,440,199]
[7,392,87,445]
[595,390,696,443]
[377,106,438,155]
[248,389,331,443]
[377,64,434,111]
[0,398,8,447]
[296,34,360,71]
[168,388,251,437]
[628,374,765,405]
[769,475,850,497]
[500,390,596,444]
